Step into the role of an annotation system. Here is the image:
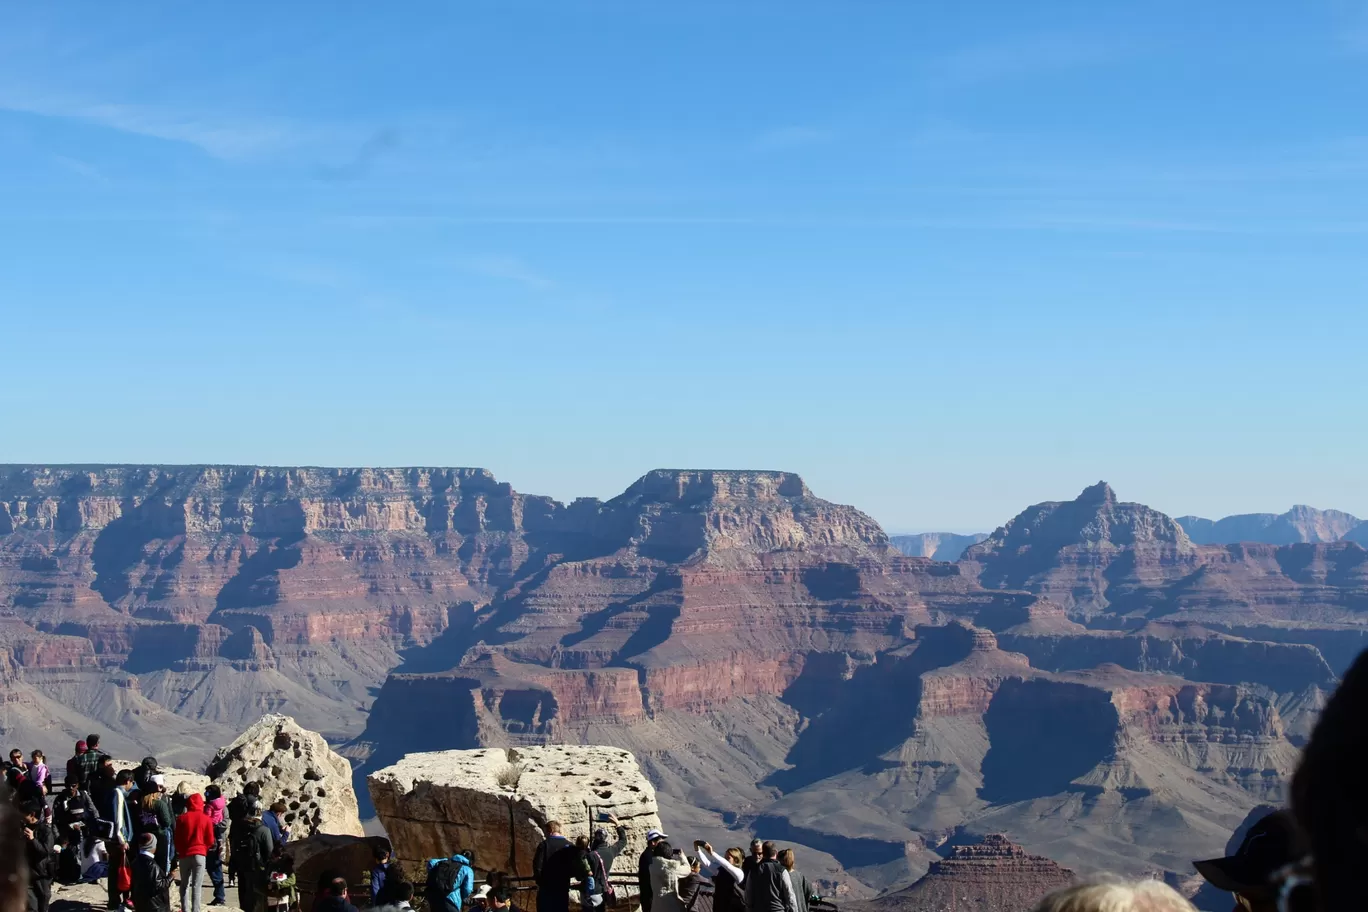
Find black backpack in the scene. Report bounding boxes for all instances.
[426,859,466,908]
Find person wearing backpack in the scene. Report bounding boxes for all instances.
[22,799,57,912]
[532,821,573,885]
[587,815,627,909]
[231,797,274,912]
[424,853,475,912]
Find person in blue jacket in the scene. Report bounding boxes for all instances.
[425,853,474,912]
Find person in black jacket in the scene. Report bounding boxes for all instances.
[230,798,275,912]
[22,801,55,912]
[52,779,100,852]
[637,830,667,912]
[131,833,171,912]
[532,821,573,884]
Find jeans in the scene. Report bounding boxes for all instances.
[179,856,206,912]
[206,848,225,903]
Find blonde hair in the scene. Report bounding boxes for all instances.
[725,848,745,867]
[1030,879,1197,912]
[778,849,795,871]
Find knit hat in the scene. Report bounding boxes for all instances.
[75,740,88,753]
[138,832,157,853]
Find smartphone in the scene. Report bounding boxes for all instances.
[597,812,613,822]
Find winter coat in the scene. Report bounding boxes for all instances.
[132,850,171,912]
[24,819,56,881]
[175,794,215,858]
[649,856,692,912]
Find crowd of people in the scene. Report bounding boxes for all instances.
[6,645,1368,912]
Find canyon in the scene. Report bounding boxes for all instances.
[2,464,1364,906]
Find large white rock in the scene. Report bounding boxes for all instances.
[368,745,662,880]
[207,713,363,838]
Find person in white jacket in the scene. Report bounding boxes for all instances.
[648,843,692,912]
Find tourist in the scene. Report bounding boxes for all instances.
[743,842,796,912]
[102,770,136,912]
[316,877,359,912]
[375,880,415,912]
[1291,646,1368,911]
[203,784,228,907]
[677,855,711,912]
[228,786,265,888]
[638,829,668,912]
[171,781,192,818]
[695,844,745,912]
[228,782,262,826]
[65,741,87,789]
[424,851,475,912]
[742,840,763,885]
[230,796,275,912]
[647,842,692,912]
[133,758,159,796]
[536,836,590,912]
[585,815,627,908]
[533,820,573,883]
[1193,809,1308,912]
[489,887,520,912]
[52,777,99,852]
[175,792,215,912]
[134,780,175,876]
[371,844,399,906]
[264,848,298,912]
[130,833,171,912]
[27,752,48,796]
[78,736,109,789]
[777,851,815,912]
[21,800,55,912]
[262,800,291,849]
[1029,879,1197,912]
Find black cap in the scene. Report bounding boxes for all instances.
[1194,810,1309,893]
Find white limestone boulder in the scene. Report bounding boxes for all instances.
[207,713,363,838]
[368,745,662,879]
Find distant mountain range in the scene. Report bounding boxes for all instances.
[1177,505,1367,545]
[889,532,988,561]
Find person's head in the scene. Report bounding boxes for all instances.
[176,781,190,797]
[1194,809,1308,912]
[327,877,349,899]
[21,800,42,825]
[1029,879,1196,912]
[1293,646,1368,912]
[29,751,42,765]
[74,740,87,756]
[646,829,667,846]
[99,757,114,774]
[6,751,19,766]
[546,820,562,836]
[271,800,288,815]
[592,828,610,850]
[1,796,27,912]
[140,756,157,771]
[725,848,745,867]
[373,844,392,864]
[205,784,221,801]
[750,839,763,857]
[137,832,157,855]
[653,841,674,859]
[243,796,263,820]
[761,842,777,861]
[778,849,795,872]
[244,782,261,798]
[85,735,100,751]
[115,770,134,791]
[575,836,589,851]
[490,888,513,910]
[394,883,414,904]
[688,856,702,874]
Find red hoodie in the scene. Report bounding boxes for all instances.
[175,793,215,858]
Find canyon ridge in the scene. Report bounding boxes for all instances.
[2,465,1363,898]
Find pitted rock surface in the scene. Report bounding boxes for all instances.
[207,713,363,837]
[368,745,661,879]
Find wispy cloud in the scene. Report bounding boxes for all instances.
[52,154,107,183]
[0,90,304,159]
[456,255,555,290]
[314,128,401,182]
[932,35,1120,85]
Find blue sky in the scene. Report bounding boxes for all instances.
[2,1,1367,531]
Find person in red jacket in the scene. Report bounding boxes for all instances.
[174,794,215,912]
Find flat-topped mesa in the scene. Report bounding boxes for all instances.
[368,745,662,882]
[602,469,891,567]
[868,834,1074,911]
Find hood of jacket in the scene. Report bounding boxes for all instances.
[187,793,205,813]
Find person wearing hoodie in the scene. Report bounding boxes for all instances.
[425,853,475,912]
[175,793,215,912]
[203,785,227,907]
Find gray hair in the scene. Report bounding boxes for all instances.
[1030,879,1197,912]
